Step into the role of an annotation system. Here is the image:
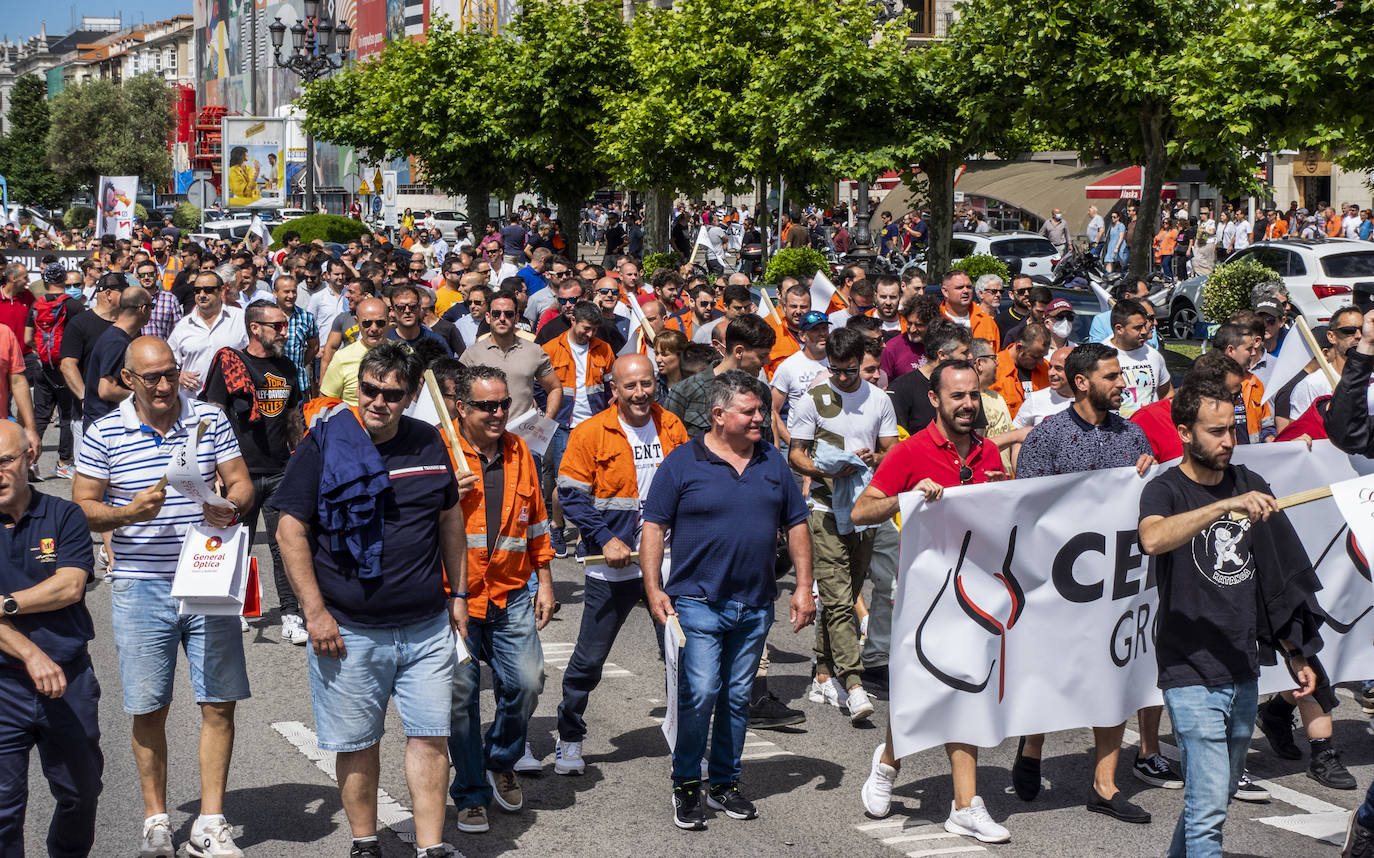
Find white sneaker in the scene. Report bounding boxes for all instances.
[945,796,1010,844]
[239,616,250,633]
[514,742,542,774]
[847,686,875,722]
[807,677,846,708]
[187,817,245,857]
[554,739,584,775]
[861,744,896,818]
[281,613,309,646]
[140,815,175,857]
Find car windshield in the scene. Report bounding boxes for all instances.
[993,238,1058,258]
[1320,252,1374,279]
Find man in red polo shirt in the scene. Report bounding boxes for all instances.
[850,359,1011,845]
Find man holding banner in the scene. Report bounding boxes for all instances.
[853,359,1010,844]
[1138,376,1318,858]
[1007,342,1159,824]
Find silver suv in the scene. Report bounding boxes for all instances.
[949,231,1062,282]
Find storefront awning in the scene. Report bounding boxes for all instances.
[1084,165,1179,200]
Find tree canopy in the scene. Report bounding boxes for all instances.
[46,73,174,192]
[0,75,76,207]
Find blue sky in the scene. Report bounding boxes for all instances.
[4,2,192,44]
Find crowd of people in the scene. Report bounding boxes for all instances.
[1,198,1373,858]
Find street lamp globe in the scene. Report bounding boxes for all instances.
[268,17,286,51]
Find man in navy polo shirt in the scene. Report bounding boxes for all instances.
[273,342,467,858]
[0,419,103,857]
[642,370,815,831]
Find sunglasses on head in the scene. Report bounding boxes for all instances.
[359,380,408,403]
[465,397,512,414]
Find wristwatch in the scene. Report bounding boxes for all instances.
[1,594,18,616]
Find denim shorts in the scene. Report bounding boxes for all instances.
[109,577,251,715]
[307,610,455,753]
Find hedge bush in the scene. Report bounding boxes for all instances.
[173,203,201,232]
[1201,257,1280,323]
[642,252,679,276]
[269,214,370,249]
[764,246,829,284]
[134,203,148,223]
[955,253,1011,285]
[63,205,94,230]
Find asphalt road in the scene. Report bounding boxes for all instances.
[18,441,1369,858]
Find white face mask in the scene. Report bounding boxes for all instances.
[1053,213,1063,221]
[1051,319,1073,339]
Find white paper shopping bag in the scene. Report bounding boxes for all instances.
[171,522,247,605]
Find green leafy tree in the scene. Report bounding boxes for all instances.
[955,0,1270,278]
[0,75,76,207]
[269,214,369,249]
[500,0,629,262]
[45,74,174,191]
[300,18,520,233]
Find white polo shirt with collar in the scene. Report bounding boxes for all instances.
[167,305,249,393]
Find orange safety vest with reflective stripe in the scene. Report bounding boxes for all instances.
[455,431,552,620]
[543,332,616,427]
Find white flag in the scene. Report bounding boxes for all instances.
[249,213,270,244]
[810,270,837,312]
[1259,325,1315,403]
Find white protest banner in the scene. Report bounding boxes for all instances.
[507,409,559,457]
[810,270,838,312]
[1260,320,1316,403]
[1330,474,1374,575]
[662,616,686,750]
[96,176,138,240]
[889,439,1374,759]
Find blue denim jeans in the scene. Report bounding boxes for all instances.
[670,596,772,786]
[1163,680,1258,858]
[448,587,545,810]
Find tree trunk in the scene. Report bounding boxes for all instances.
[922,152,957,282]
[1131,105,1169,280]
[463,181,489,247]
[556,193,581,263]
[644,188,669,256]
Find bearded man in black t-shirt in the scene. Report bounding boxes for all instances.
[1138,377,1318,858]
[201,299,306,644]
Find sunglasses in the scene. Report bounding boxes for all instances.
[129,368,181,387]
[392,303,419,313]
[359,380,408,403]
[489,309,517,319]
[596,288,618,296]
[1049,313,1075,321]
[192,286,219,295]
[1333,326,1361,337]
[136,271,158,279]
[1013,288,1031,296]
[829,366,861,377]
[959,465,974,485]
[465,397,512,414]
[482,248,502,255]
[358,318,388,329]
[256,320,288,332]
[557,296,579,306]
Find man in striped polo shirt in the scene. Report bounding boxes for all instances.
[73,336,254,858]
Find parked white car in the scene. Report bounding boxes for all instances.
[949,231,1062,282]
[1163,238,1374,339]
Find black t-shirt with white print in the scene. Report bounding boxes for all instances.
[1139,464,1264,690]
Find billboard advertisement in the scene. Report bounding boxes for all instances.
[222,117,287,208]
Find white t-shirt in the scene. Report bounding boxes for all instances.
[771,351,829,419]
[584,417,666,583]
[1106,339,1169,416]
[569,339,595,426]
[787,380,897,513]
[1012,387,1073,428]
[1233,220,1252,250]
[1287,372,1374,420]
[1344,215,1362,240]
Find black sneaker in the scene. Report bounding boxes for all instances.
[550,528,568,558]
[1310,748,1358,790]
[673,780,707,830]
[1343,811,1374,858]
[706,782,758,820]
[349,841,383,858]
[1256,698,1302,760]
[748,694,806,729]
[1235,771,1269,802]
[1011,737,1041,801]
[1360,687,1374,716]
[1132,752,1184,789]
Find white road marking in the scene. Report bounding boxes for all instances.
[853,814,986,856]
[272,721,417,843]
[1121,725,1350,845]
[540,640,634,677]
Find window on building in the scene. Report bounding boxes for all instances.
[906,0,935,36]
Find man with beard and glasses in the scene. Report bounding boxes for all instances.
[1006,343,1158,824]
[1138,377,1320,858]
[201,301,306,646]
[853,361,1010,845]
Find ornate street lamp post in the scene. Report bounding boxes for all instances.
[268,0,351,213]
